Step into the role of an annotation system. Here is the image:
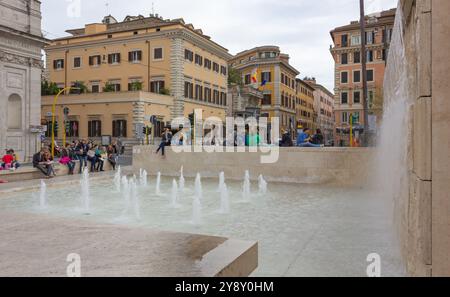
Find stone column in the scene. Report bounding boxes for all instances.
[170,37,185,120]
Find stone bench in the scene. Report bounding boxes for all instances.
[0,159,113,183]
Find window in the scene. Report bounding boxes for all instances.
[213,62,219,73]
[353,91,361,104]
[184,49,193,62]
[91,84,100,93]
[342,112,348,123]
[108,82,121,92]
[244,74,251,85]
[150,80,165,94]
[220,92,227,106]
[341,72,348,84]
[353,70,361,83]
[7,94,21,129]
[220,66,227,75]
[129,50,142,63]
[204,87,212,102]
[213,90,219,104]
[73,57,81,68]
[341,53,348,65]
[195,54,203,66]
[341,34,348,47]
[108,53,121,64]
[89,55,101,66]
[45,121,58,137]
[53,59,64,70]
[184,81,193,99]
[366,31,375,45]
[66,121,79,137]
[107,34,113,39]
[153,48,163,60]
[281,73,285,85]
[204,58,212,70]
[354,51,361,63]
[382,49,387,61]
[367,50,374,62]
[351,35,361,46]
[112,120,127,137]
[369,90,375,108]
[88,120,102,137]
[367,70,374,81]
[195,85,203,100]
[260,71,271,83]
[341,92,348,104]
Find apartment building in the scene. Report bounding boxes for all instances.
[43,14,231,142]
[304,78,335,144]
[229,46,300,134]
[295,79,316,131]
[330,8,395,146]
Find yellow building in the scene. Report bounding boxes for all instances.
[43,14,231,142]
[229,46,300,134]
[295,78,316,130]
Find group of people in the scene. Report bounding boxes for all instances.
[280,128,324,148]
[31,139,123,178]
[1,149,21,171]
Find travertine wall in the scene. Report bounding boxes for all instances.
[133,146,374,186]
[386,0,450,276]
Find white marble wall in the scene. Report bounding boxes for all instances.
[0,0,46,162]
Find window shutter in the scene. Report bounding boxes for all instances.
[61,60,64,69]
[88,121,92,138]
[98,121,102,136]
[53,60,57,69]
[116,84,121,92]
[128,52,132,62]
[117,53,121,63]
[137,51,142,61]
[128,83,132,91]
[89,56,93,66]
[123,121,127,137]
[112,121,116,137]
[108,54,112,64]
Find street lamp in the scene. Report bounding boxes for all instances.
[51,86,79,158]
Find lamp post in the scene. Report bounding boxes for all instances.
[51,87,78,158]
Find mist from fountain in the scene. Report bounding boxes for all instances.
[258,175,268,195]
[121,176,130,214]
[179,166,185,193]
[192,197,202,226]
[80,167,90,214]
[218,172,225,192]
[114,166,121,192]
[219,183,230,214]
[140,169,148,187]
[170,179,180,208]
[195,173,202,201]
[242,170,251,201]
[155,172,161,195]
[129,177,141,220]
[39,180,47,209]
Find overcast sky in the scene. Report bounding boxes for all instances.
[41,0,398,91]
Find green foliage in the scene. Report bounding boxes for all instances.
[228,68,242,86]
[159,88,171,95]
[70,81,88,94]
[41,80,60,96]
[103,82,116,92]
[130,81,143,91]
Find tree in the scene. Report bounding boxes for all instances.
[70,81,88,94]
[41,80,60,96]
[228,68,242,86]
[103,82,116,92]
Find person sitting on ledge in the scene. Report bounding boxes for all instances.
[32,149,56,178]
[297,128,322,148]
[155,127,172,157]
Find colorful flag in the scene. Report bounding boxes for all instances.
[251,68,258,84]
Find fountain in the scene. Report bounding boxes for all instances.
[39,180,47,209]
[218,172,225,192]
[179,166,185,193]
[194,173,202,201]
[170,179,180,208]
[155,172,161,195]
[192,197,202,226]
[258,175,268,195]
[114,166,121,192]
[140,169,148,187]
[242,170,251,201]
[80,167,90,214]
[121,176,130,214]
[219,183,230,214]
[129,177,141,221]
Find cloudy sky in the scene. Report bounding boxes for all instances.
[41,0,398,91]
